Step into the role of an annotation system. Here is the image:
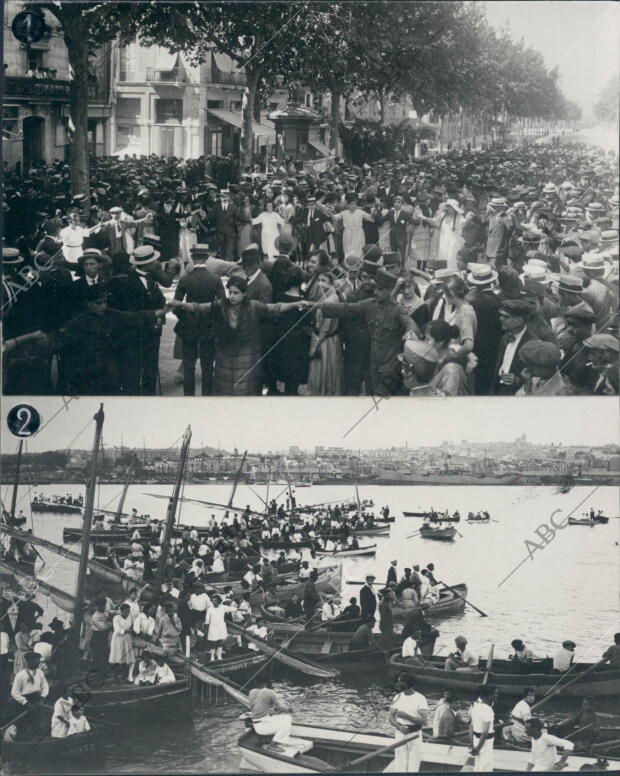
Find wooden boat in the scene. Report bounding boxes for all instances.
[211,565,342,607]
[2,725,105,765]
[466,515,490,522]
[266,627,388,670]
[260,538,314,550]
[419,525,456,541]
[568,517,596,526]
[391,583,467,621]
[238,721,620,773]
[402,510,430,518]
[593,514,610,524]
[31,501,82,514]
[259,606,361,633]
[350,526,389,537]
[316,544,376,558]
[388,654,620,698]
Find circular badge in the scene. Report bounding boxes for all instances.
[7,404,42,437]
[11,11,46,44]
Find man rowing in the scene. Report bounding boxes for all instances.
[502,686,536,744]
[526,718,574,771]
[445,636,478,672]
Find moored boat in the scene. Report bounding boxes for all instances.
[419,525,456,541]
[316,544,376,558]
[238,721,620,773]
[1,725,105,766]
[567,517,596,526]
[388,654,620,698]
[32,501,82,514]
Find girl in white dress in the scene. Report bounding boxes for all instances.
[334,194,376,257]
[109,604,135,681]
[51,686,74,738]
[204,594,230,661]
[252,201,284,258]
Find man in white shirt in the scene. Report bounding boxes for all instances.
[401,634,419,660]
[388,673,429,772]
[321,597,340,621]
[503,687,535,743]
[133,603,156,639]
[495,299,533,395]
[11,652,49,737]
[526,717,574,771]
[246,617,269,651]
[243,567,262,589]
[553,640,576,672]
[469,684,497,772]
[445,636,478,672]
[60,210,92,262]
[188,586,212,625]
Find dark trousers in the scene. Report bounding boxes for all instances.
[344,340,371,395]
[120,334,161,395]
[19,692,43,739]
[217,232,236,260]
[182,339,215,396]
[474,365,496,396]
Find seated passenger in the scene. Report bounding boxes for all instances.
[444,636,478,672]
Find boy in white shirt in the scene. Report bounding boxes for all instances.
[526,717,574,771]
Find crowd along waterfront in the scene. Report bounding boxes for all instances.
[1,479,618,774]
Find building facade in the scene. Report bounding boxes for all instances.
[2,1,111,171]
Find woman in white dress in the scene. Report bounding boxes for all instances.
[422,199,464,270]
[334,194,376,257]
[204,594,230,661]
[276,191,295,239]
[109,603,135,681]
[51,686,74,738]
[211,549,225,574]
[252,201,284,259]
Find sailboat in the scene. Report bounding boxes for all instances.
[0,440,40,578]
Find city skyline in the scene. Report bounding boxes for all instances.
[3,397,618,454]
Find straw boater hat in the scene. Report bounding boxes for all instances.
[581,253,607,278]
[130,245,160,266]
[522,262,550,284]
[445,198,464,214]
[466,264,498,286]
[558,275,584,294]
[542,182,558,195]
[3,247,23,265]
[586,202,606,214]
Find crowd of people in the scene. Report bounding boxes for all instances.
[3,143,617,396]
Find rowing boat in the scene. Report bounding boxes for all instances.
[32,501,82,514]
[259,606,361,632]
[466,516,491,522]
[351,526,390,537]
[237,721,620,773]
[388,654,620,698]
[567,517,596,526]
[316,544,376,558]
[402,511,431,517]
[2,725,105,765]
[265,627,388,670]
[391,583,467,621]
[419,525,457,541]
[210,565,342,607]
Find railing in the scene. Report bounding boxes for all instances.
[211,69,246,85]
[145,67,187,83]
[4,76,70,98]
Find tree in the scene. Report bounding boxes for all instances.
[27,3,140,204]
[594,75,619,125]
[140,2,326,170]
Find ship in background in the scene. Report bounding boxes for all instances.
[375,465,520,485]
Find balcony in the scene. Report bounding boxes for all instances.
[4,76,70,100]
[211,69,246,85]
[145,67,187,83]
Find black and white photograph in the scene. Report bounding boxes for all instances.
[0,396,619,774]
[2,0,618,397]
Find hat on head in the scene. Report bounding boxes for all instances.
[360,260,379,278]
[275,234,295,254]
[433,268,459,283]
[564,301,596,323]
[542,182,558,195]
[520,229,543,246]
[403,339,439,364]
[343,253,363,272]
[427,258,447,272]
[445,198,463,214]
[559,242,583,261]
[71,193,86,204]
[306,195,316,203]
[130,245,160,266]
[583,333,619,353]
[522,263,549,283]
[219,188,230,195]
[499,298,533,318]
[520,340,562,368]
[582,252,607,276]
[142,234,161,249]
[2,247,23,265]
[109,206,122,214]
[362,244,382,263]
[490,197,507,207]
[191,243,214,257]
[467,264,498,286]
[586,202,605,213]
[600,229,618,245]
[80,248,105,263]
[523,278,547,298]
[558,275,584,294]
[241,244,260,263]
[374,268,398,291]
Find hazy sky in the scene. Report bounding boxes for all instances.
[2,397,617,453]
[484,1,619,117]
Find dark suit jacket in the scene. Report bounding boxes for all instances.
[387,566,398,586]
[261,255,294,302]
[380,208,412,253]
[213,202,238,237]
[70,276,104,316]
[173,266,225,340]
[492,328,538,395]
[109,269,165,321]
[245,270,273,304]
[297,207,330,248]
[467,288,502,368]
[360,584,377,619]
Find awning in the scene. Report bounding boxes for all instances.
[208,109,275,142]
[308,138,331,157]
[154,49,179,71]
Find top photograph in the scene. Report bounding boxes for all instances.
[2,0,618,398]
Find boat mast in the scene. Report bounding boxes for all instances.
[228,450,247,508]
[69,404,105,649]
[114,464,133,523]
[9,439,24,521]
[154,426,192,591]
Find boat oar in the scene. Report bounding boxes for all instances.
[592,737,620,751]
[324,728,424,773]
[437,581,488,617]
[1,708,30,732]
[482,644,494,684]
[529,658,608,712]
[406,530,422,539]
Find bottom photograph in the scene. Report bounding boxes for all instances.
[0,396,619,775]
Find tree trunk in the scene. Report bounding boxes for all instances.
[329,85,341,156]
[253,87,261,123]
[65,25,91,206]
[378,89,385,124]
[240,66,260,172]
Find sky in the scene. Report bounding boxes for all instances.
[2,397,618,453]
[484,0,619,118]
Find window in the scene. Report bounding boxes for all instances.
[207,100,224,110]
[26,49,44,71]
[209,130,222,156]
[119,45,128,81]
[229,101,242,112]
[155,98,183,124]
[116,97,141,121]
[269,102,279,112]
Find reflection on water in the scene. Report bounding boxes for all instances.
[4,483,619,774]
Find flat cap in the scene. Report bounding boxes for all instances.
[583,334,619,352]
[520,340,562,368]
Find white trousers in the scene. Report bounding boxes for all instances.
[474,737,494,771]
[384,732,421,772]
[253,713,293,744]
